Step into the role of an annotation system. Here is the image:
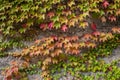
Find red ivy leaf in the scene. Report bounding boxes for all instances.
[102,0,109,8]
[61,25,68,32]
[47,11,55,18]
[108,16,116,22]
[92,31,100,37]
[91,22,97,31]
[39,23,47,29]
[48,22,54,29]
[51,35,58,41]
[22,24,27,28]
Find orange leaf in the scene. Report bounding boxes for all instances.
[71,48,80,55]
[47,11,55,18]
[92,31,100,37]
[83,34,92,40]
[85,42,96,48]
[62,10,71,16]
[70,36,79,41]
[55,42,63,48]
[47,44,54,50]
[72,43,79,49]
[101,16,106,22]
[41,71,49,77]
[112,27,120,33]
[116,9,120,16]
[64,42,72,48]
[68,19,75,27]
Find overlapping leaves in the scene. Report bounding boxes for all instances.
[6,30,116,79]
[0,0,120,36]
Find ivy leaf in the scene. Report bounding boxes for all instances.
[68,19,75,27]
[60,16,68,24]
[51,49,62,57]
[79,42,86,48]
[106,33,114,39]
[71,48,80,55]
[92,31,100,37]
[83,34,92,40]
[72,43,79,49]
[79,21,88,28]
[19,28,26,33]
[108,15,116,22]
[43,57,51,65]
[47,11,55,18]
[102,0,109,8]
[41,71,49,77]
[101,16,106,22]
[48,22,54,29]
[52,58,58,64]
[112,27,120,33]
[62,10,71,16]
[55,42,63,48]
[116,9,120,16]
[64,42,72,48]
[0,16,6,20]
[51,16,59,22]
[61,25,68,32]
[70,36,79,41]
[68,1,75,7]
[100,32,106,37]
[47,44,54,51]
[99,37,107,42]
[51,35,58,41]
[22,24,27,28]
[54,22,61,29]
[21,4,30,11]
[85,42,96,48]
[91,22,97,31]
[39,23,47,30]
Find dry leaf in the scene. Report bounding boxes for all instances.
[101,16,106,22]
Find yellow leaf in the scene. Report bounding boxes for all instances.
[86,42,96,48]
[99,37,107,42]
[78,14,84,21]
[91,9,100,13]
[79,42,86,47]
[100,32,106,37]
[68,19,75,27]
[41,66,48,71]
[41,71,49,77]
[60,16,68,24]
[52,59,58,64]
[106,33,114,39]
[68,1,75,7]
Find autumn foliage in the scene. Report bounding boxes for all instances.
[3,28,120,79]
[0,0,120,36]
[1,0,120,80]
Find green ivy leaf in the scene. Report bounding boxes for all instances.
[54,22,61,29]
